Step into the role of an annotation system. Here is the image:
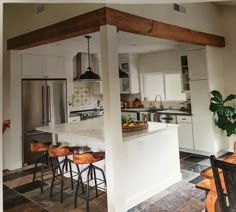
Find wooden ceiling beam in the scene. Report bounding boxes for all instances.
[7,7,106,50]
[105,7,225,47]
[7,7,225,50]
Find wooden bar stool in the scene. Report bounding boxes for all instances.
[30,140,53,193]
[73,152,106,211]
[49,146,84,203]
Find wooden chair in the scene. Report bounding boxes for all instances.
[210,155,236,212]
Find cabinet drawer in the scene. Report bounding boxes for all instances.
[177,115,192,123]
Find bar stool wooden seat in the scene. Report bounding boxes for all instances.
[73,152,106,211]
[30,140,53,193]
[49,146,84,203]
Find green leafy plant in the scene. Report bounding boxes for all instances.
[209,90,236,136]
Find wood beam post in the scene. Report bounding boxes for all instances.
[105,7,225,47]
[100,25,127,212]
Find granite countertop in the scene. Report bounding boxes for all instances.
[121,108,192,115]
[36,117,178,142]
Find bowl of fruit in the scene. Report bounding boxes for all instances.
[121,115,148,132]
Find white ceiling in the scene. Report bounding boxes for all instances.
[48,31,198,55]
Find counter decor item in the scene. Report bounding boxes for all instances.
[132,98,141,108]
[209,90,236,151]
[121,115,148,132]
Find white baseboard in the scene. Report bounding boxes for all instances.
[179,148,229,157]
[126,173,182,210]
[7,162,22,171]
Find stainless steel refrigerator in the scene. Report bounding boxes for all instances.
[22,79,67,164]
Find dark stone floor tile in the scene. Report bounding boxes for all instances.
[197,158,211,167]
[3,184,10,190]
[22,166,51,175]
[13,180,47,194]
[174,182,203,200]
[184,155,208,163]
[189,176,204,184]
[175,198,205,212]
[4,195,30,210]
[128,201,151,212]
[3,172,29,182]
[180,160,195,170]
[179,152,192,160]
[151,192,187,211]
[5,201,49,212]
[194,191,206,203]
[3,189,20,201]
[185,164,208,173]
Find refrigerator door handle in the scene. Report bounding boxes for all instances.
[47,85,51,122]
[42,86,46,123]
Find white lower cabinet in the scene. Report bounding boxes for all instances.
[177,115,194,150]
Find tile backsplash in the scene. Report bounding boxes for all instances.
[73,87,91,106]
[70,83,103,111]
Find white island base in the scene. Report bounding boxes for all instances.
[37,118,181,210]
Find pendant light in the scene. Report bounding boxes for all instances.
[79,35,101,81]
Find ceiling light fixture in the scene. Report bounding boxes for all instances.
[79,35,101,81]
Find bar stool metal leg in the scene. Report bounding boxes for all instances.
[93,165,98,197]
[86,166,91,212]
[74,166,90,208]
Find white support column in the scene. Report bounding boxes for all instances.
[100,25,127,212]
[9,50,22,170]
[0,2,3,211]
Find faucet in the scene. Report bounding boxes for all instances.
[155,95,164,109]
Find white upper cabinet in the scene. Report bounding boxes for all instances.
[44,56,65,78]
[22,54,44,78]
[119,54,139,94]
[22,54,66,79]
[188,48,208,80]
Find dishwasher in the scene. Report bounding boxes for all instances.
[177,115,194,150]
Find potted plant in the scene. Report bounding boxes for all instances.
[209,90,236,151]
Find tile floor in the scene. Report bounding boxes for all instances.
[3,152,232,212]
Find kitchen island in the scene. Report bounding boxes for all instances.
[37,117,181,210]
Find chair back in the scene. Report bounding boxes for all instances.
[210,155,236,212]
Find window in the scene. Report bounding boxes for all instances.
[142,72,186,101]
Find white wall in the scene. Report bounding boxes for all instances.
[220,6,236,151]
[108,3,223,35]
[138,50,181,74]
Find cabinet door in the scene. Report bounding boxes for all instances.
[22,54,44,78]
[190,80,214,152]
[44,56,65,78]
[188,48,208,80]
[120,78,130,94]
[129,55,139,94]
[178,123,194,150]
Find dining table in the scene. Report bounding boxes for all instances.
[196,153,236,212]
